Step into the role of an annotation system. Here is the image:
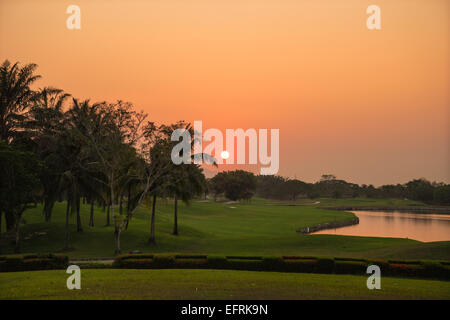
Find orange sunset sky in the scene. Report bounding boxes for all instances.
[0,0,449,185]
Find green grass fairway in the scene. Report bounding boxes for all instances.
[1,269,449,300]
[1,198,449,260]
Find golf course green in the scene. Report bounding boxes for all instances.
[1,198,449,261]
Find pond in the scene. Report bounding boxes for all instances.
[312,211,450,242]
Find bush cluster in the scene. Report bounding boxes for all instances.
[0,254,68,272]
[113,254,450,280]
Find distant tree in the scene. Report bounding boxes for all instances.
[405,179,434,202]
[332,190,342,199]
[224,170,256,201]
[365,184,377,198]
[307,190,320,199]
[210,170,256,201]
[255,175,286,199]
[282,179,308,201]
[320,174,336,181]
[433,185,450,205]
[210,172,228,201]
[0,142,41,252]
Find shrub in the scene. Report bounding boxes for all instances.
[389,263,423,277]
[117,254,154,261]
[367,259,390,275]
[419,261,450,280]
[110,254,450,281]
[175,254,207,259]
[284,259,317,273]
[226,256,262,260]
[388,259,421,265]
[227,259,262,271]
[22,258,54,270]
[206,255,228,269]
[112,258,124,268]
[282,256,317,260]
[23,254,38,259]
[175,258,208,268]
[152,254,175,268]
[262,256,285,271]
[334,261,368,275]
[120,258,153,269]
[76,262,112,269]
[0,254,68,272]
[334,257,368,263]
[1,257,23,272]
[316,258,335,273]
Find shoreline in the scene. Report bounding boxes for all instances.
[297,217,360,234]
[325,207,450,214]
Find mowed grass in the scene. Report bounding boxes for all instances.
[1,198,449,260]
[1,269,449,300]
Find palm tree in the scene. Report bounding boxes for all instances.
[0,60,41,144]
[0,60,41,231]
[26,87,70,222]
[152,121,210,237]
[166,164,205,236]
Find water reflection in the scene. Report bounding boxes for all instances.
[312,211,450,242]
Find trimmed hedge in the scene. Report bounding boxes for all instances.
[262,256,284,271]
[389,263,423,278]
[111,253,450,281]
[1,252,447,281]
[0,254,68,272]
[206,255,228,268]
[316,258,335,273]
[284,259,317,273]
[420,261,450,280]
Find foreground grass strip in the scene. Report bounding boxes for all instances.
[0,269,449,300]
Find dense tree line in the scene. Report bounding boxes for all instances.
[0,60,207,253]
[252,174,450,205]
[208,170,257,201]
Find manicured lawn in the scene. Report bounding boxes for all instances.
[275,197,441,208]
[1,199,449,260]
[0,269,449,300]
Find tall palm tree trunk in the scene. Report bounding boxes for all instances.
[148,194,157,244]
[43,196,55,222]
[172,196,178,235]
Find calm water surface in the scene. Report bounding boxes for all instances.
[312,211,450,242]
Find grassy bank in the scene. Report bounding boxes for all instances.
[1,269,449,299]
[0,199,449,260]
